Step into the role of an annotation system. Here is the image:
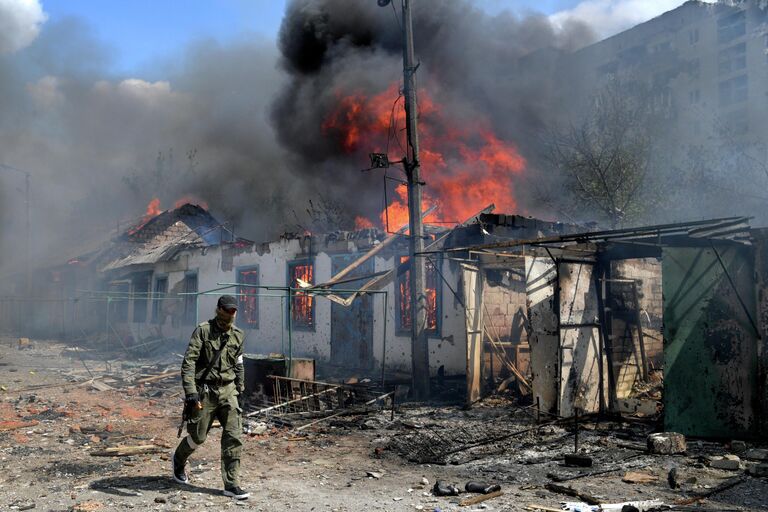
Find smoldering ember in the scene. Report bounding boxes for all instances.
[3,1,768,512]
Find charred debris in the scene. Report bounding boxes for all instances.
[2,201,768,508]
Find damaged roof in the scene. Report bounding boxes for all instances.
[93,203,241,274]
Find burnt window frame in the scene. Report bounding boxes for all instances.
[151,274,168,325]
[287,259,316,331]
[108,280,130,323]
[236,265,260,328]
[131,271,151,323]
[182,271,198,325]
[395,254,442,337]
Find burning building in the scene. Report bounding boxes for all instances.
[15,200,583,390]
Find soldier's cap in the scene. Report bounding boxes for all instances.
[217,295,238,310]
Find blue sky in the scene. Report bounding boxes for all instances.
[40,0,581,74]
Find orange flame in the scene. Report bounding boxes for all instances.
[323,83,525,228]
[354,216,375,230]
[146,197,161,217]
[127,197,163,235]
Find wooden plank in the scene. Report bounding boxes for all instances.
[0,420,39,431]
[90,445,164,457]
[545,482,600,505]
[89,380,114,391]
[463,264,483,405]
[459,490,503,507]
[135,371,177,384]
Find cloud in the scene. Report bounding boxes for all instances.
[0,0,46,54]
[550,0,714,39]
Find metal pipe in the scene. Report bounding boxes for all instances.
[381,291,388,387]
[287,287,293,376]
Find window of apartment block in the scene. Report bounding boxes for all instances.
[152,276,168,324]
[718,10,746,45]
[237,266,259,328]
[719,42,746,75]
[396,256,440,335]
[132,272,150,323]
[689,28,699,45]
[183,272,198,325]
[719,74,748,106]
[689,89,700,105]
[288,260,314,330]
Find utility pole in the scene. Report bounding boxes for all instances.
[401,0,430,399]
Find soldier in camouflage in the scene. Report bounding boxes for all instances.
[172,295,249,499]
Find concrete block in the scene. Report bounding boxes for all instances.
[730,440,747,454]
[647,432,686,455]
[746,449,768,461]
[746,463,768,478]
[710,455,741,471]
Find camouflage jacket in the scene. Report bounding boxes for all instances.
[181,319,245,397]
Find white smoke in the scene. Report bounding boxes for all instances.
[0,0,46,54]
[550,0,715,40]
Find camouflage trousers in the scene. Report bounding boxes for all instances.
[174,382,243,489]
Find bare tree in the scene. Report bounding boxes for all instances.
[292,195,355,234]
[544,79,657,228]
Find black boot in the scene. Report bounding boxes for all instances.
[433,481,460,496]
[172,451,189,484]
[465,481,501,494]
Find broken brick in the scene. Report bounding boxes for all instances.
[647,432,686,455]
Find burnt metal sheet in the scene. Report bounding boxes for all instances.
[330,254,374,369]
[663,245,758,438]
[525,256,559,415]
[558,261,605,416]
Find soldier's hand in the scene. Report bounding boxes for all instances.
[185,393,199,406]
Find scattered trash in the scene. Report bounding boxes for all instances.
[366,471,384,479]
[561,500,663,512]
[243,420,268,435]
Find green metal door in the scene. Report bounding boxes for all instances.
[663,245,758,438]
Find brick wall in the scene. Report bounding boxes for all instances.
[482,268,530,381]
[609,258,663,398]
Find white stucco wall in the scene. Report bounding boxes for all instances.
[126,236,468,376]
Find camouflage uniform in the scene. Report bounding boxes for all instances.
[174,319,245,489]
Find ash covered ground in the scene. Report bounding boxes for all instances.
[1,338,766,512]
